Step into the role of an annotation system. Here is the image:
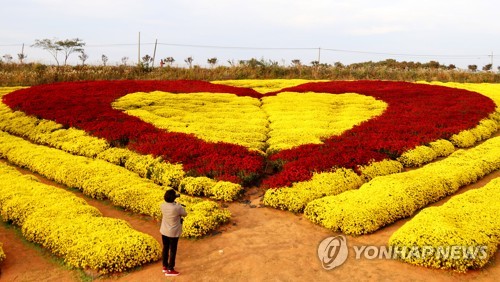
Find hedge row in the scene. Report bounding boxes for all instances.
[304,136,500,235]
[0,130,230,237]
[389,177,500,272]
[0,161,161,273]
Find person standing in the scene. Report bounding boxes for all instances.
[160,189,187,276]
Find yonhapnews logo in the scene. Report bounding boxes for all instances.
[317,235,349,270]
[317,236,488,270]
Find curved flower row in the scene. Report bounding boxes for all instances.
[0,161,161,273]
[304,136,500,235]
[389,177,500,272]
[3,80,495,187]
[0,130,230,237]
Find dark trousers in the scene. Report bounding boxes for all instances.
[162,235,179,270]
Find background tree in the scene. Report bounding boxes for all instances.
[121,56,129,66]
[291,59,302,67]
[164,57,175,66]
[482,64,492,71]
[467,64,478,72]
[2,54,13,63]
[32,38,85,66]
[17,44,27,64]
[101,54,108,66]
[207,57,217,67]
[185,56,194,68]
[57,38,85,66]
[141,55,153,69]
[78,51,88,66]
[32,39,62,65]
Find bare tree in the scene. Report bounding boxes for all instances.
[18,44,27,64]
[291,59,302,67]
[142,54,153,68]
[184,56,193,68]
[121,56,129,66]
[164,57,175,66]
[2,54,13,63]
[207,57,217,67]
[467,64,478,72]
[102,54,108,66]
[78,51,88,66]
[482,64,492,71]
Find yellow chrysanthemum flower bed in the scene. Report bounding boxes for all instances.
[0,131,230,237]
[113,91,269,152]
[304,136,500,235]
[389,177,500,272]
[262,159,403,213]
[179,177,243,201]
[0,161,161,273]
[262,92,387,153]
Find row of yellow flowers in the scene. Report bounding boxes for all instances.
[0,161,161,273]
[304,136,500,235]
[0,88,243,201]
[389,177,500,272]
[263,160,403,213]
[0,130,230,237]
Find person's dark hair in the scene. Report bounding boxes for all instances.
[164,189,178,203]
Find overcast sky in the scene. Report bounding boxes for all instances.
[1,0,499,68]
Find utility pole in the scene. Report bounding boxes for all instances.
[138,32,141,65]
[318,47,321,65]
[152,39,158,67]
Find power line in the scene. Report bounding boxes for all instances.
[2,41,497,63]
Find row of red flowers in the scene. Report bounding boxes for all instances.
[4,80,495,187]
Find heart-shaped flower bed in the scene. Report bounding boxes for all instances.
[112,91,387,153]
[4,80,495,187]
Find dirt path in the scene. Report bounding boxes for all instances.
[1,161,498,282]
[0,223,79,281]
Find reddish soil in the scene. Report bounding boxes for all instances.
[0,162,498,282]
